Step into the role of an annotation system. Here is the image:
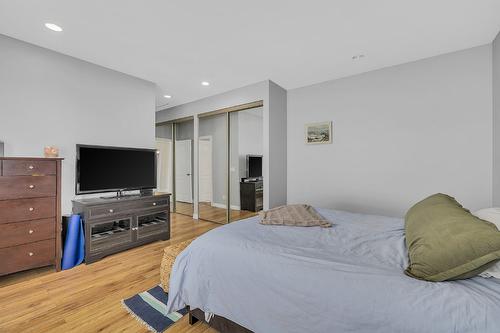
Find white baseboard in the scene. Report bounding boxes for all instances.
[211,202,241,211]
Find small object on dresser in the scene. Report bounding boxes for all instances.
[44,146,59,158]
[0,141,4,157]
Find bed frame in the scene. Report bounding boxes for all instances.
[188,307,253,333]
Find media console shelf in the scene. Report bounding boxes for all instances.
[72,193,170,264]
[240,180,263,212]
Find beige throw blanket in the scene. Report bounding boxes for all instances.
[259,204,332,228]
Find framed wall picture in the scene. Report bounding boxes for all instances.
[305,121,332,144]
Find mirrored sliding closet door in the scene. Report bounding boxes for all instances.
[197,102,264,224]
[198,112,228,223]
[229,106,263,222]
[155,122,173,211]
[173,118,194,217]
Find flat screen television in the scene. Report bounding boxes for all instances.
[246,155,263,179]
[76,144,157,195]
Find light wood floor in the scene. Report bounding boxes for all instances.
[0,214,221,333]
[176,201,257,224]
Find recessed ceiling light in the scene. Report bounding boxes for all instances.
[201,81,210,86]
[163,95,172,99]
[45,23,63,32]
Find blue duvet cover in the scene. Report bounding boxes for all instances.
[166,209,500,333]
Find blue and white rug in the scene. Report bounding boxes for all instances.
[121,285,188,333]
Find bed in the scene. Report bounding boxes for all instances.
[165,208,500,333]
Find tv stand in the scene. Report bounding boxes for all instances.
[72,193,171,264]
[100,189,154,200]
[240,179,263,212]
[100,193,137,200]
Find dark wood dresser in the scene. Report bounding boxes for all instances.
[0,157,63,276]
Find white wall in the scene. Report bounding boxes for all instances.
[493,32,500,205]
[287,45,493,217]
[0,35,156,214]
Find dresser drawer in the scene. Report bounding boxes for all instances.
[0,176,56,200]
[0,197,56,224]
[0,218,55,248]
[2,160,56,176]
[141,199,169,210]
[0,239,55,275]
[89,204,125,218]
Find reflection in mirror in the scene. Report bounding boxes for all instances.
[174,119,194,217]
[198,113,228,224]
[229,107,263,222]
[155,123,173,211]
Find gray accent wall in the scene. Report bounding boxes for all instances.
[0,35,156,214]
[287,45,493,217]
[267,81,287,208]
[494,32,500,205]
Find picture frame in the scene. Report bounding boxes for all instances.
[305,121,332,145]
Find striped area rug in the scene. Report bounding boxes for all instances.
[122,285,188,333]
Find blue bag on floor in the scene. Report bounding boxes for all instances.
[61,214,85,270]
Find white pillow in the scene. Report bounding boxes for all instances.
[474,208,500,278]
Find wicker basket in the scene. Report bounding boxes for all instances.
[160,238,194,292]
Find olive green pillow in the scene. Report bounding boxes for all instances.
[405,193,500,282]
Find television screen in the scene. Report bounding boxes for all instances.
[76,145,156,194]
[247,155,263,178]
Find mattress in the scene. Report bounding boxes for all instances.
[166,208,500,333]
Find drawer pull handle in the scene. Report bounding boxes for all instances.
[29,184,35,189]
[29,207,34,212]
[28,165,34,170]
[109,209,114,213]
[29,229,34,234]
[153,202,157,206]
[28,252,34,256]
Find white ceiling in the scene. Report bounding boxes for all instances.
[1,1,499,111]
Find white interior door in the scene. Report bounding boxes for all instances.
[175,140,193,203]
[155,138,172,193]
[198,137,213,203]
